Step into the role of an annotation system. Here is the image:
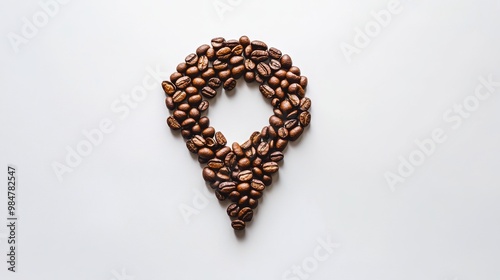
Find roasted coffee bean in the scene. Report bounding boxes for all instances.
[208,77,222,89]
[267,125,278,139]
[252,166,263,178]
[238,170,253,182]
[241,139,252,150]
[186,66,199,77]
[300,76,308,88]
[210,180,221,189]
[268,76,281,89]
[197,55,209,71]
[165,96,175,110]
[181,129,192,139]
[215,146,231,159]
[239,35,250,47]
[198,147,215,159]
[289,66,301,75]
[202,127,216,138]
[279,99,293,114]
[244,147,256,160]
[198,100,209,111]
[172,90,186,103]
[192,135,206,147]
[288,94,301,107]
[262,162,279,174]
[300,97,311,111]
[259,84,275,99]
[216,47,232,60]
[213,60,228,71]
[238,207,253,222]
[231,65,246,78]
[280,79,290,90]
[218,69,231,81]
[224,39,237,48]
[173,110,187,122]
[275,69,287,79]
[289,126,304,141]
[175,76,191,89]
[191,124,202,135]
[251,40,268,50]
[225,152,237,168]
[229,191,241,202]
[275,138,288,151]
[230,55,244,65]
[262,174,273,186]
[162,81,176,95]
[219,181,237,194]
[257,62,272,77]
[287,109,299,120]
[244,71,255,83]
[273,109,284,119]
[201,86,217,98]
[185,86,198,96]
[192,77,205,88]
[251,50,269,62]
[268,47,282,59]
[207,158,224,170]
[238,157,251,169]
[257,142,270,156]
[231,44,244,56]
[196,44,210,56]
[185,53,198,65]
[214,131,227,146]
[249,189,262,199]
[188,94,202,107]
[231,219,245,230]
[166,116,181,130]
[244,45,253,57]
[244,59,256,71]
[299,111,311,127]
[227,203,240,217]
[186,140,198,153]
[202,167,216,182]
[248,198,258,209]
[238,195,250,206]
[280,54,293,69]
[278,127,289,139]
[286,72,301,83]
[269,59,281,71]
[206,47,216,61]
[206,137,217,148]
[269,151,284,162]
[269,115,284,127]
[211,37,225,49]
[251,179,265,191]
[170,72,183,83]
[237,182,251,193]
[275,87,286,100]
[232,142,244,157]
[201,68,216,79]
[288,83,305,97]
[198,116,210,128]
[223,77,237,91]
[285,119,298,129]
[217,167,231,181]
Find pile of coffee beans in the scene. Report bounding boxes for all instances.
[162,36,311,230]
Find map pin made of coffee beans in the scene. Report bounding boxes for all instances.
[162,36,311,230]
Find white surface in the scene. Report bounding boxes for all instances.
[1,0,500,279]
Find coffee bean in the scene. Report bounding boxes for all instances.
[211,37,225,49]
[288,83,305,98]
[215,190,226,201]
[216,47,231,60]
[197,55,209,71]
[244,45,253,57]
[257,62,272,77]
[213,60,228,71]
[262,161,279,174]
[198,100,209,112]
[172,90,186,103]
[206,47,216,61]
[218,69,231,81]
[185,86,198,96]
[198,147,215,160]
[299,111,311,127]
[181,129,192,139]
[275,138,288,151]
[166,116,181,130]
[275,69,287,79]
[214,131,227,146]
[186,140,198,153]
[244,71,255,83]
[192,124,201,135]
[231,44,244,56]
[206,137,217,149]
[241,139,252,150]
[201,68,216,79]
[252,166,263,178]
[229,190,241,202]
[279,99,293,114]
[198,116,210,128]
[251,179,265,191]
[207,77,222,89]
[269,151,284,162]
[238,207,253,222]
[165,97,175,110]
[178,103,191,111]
[259,85,275,99]
[238,195,250,206]
[251,40,268,50]
[238,157,251,169]
[269,115,284,127]
[300,97,311,111]
[170,72,183,83]
[175,76,191,89]
[238,170,253,182]
[196,44,210,56]
[239,35,250,47]
[223,77,237,91]
[232,142,244,157]
[280,79,290,90]
[251,50,269,62]
[268,76,281,89]
[173,110,187,122]
[227,203,239,217]
[229,55,244,65]
[275,87,286,100]
[286,72,301,83]
[162,81,176,95]
[192,77,205,88]
[219,181,237,194]
[269,59,281,71]
[273,108,284,119]
[268,47,282,59]
[262,175,273,186]
[249,189,262,199]
[225,152,237,168]
[201,86,217,98]
[300,76,308,88]
[267,125,278,139]
[188,94,202,107]
[288,126,303,141]
[215,146,231,159]
[237,182,251,193]
[231,65,246,78]
[280,54,293,69]
[288,94,301,107]
[278,127,289,139]
[202,167,216,182]
[245,146,256,160]
[244,59,256,71]
[231,219,245,230]
[257,142,270,156]
[185,53,198,65]
[207,158,224,170]
[284,119,298,130]
[210,180,221,189]
[287,110,299,120]
[186,66,199,77]
[192,135,206,147]
[217,167,231,181]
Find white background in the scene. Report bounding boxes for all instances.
[1,0,499,279]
